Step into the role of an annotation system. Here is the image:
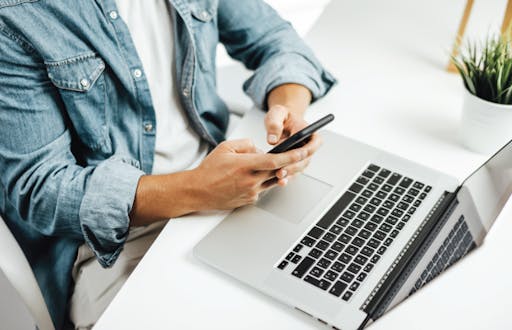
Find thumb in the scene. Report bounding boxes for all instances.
[264,105,288,145]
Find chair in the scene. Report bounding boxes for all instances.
[0,215,55,330]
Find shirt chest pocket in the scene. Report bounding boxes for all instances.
[46,53,111,154]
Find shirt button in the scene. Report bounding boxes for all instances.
[80,79,90,89]
[133,69,142,78]
[144,123,153,132]
[109,11,118,20]
[182,88,190,97]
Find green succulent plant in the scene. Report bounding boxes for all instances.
[452,33,512,105]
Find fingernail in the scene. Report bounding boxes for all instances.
[268,134,278,144]
[281,170,287,178]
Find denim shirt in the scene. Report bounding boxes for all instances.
[0,0,335,328]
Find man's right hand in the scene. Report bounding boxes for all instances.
[130,139,310,226]
[189,139,308,210]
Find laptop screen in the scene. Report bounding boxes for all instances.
[460,140,512,231]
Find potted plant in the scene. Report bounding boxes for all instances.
[452,33,512,154]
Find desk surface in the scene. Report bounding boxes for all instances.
[95,0,511,329]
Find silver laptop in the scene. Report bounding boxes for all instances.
[194,109,512,330]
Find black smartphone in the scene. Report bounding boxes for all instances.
[268,114,335,154]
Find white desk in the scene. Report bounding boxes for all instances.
[95,0,511,329]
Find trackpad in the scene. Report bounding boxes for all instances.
[256,174,332,224]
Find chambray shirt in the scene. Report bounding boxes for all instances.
[0,0,335,328]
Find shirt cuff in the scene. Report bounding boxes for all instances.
[242,52,337,110]
[78,156,144,268]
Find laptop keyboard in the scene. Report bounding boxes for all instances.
[408,215,476,296]
[276,164,433,302]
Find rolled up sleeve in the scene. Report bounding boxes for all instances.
[218,0,336,109]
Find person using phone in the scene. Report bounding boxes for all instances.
[0,1,335,329]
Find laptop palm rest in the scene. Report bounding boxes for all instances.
[256,173,332,224]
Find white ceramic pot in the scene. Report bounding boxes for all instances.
[459,88,512,154]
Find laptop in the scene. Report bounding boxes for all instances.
[194,108,512,330]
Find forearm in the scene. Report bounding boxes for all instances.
[267,83,312,116]
[129,171,202,226]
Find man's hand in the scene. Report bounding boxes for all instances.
[265,84,322,185]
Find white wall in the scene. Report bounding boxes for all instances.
[216,0,331,66]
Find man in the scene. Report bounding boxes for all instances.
[0,0,335,329]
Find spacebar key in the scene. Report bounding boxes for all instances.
[292,257,315,278]
[317,191,356,229]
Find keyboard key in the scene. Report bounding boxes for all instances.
[356,176,369,185]
[362,170,375,179]
[382,184,393,192]
[340,271,355,283]
[286,252,294,261]
[329,281,348,297]
[309,267,324,277]
[425,185,432,192]
[376,190,387,199]
[338,253,352,264]
[414,200,422,207]
[370,197,382,206]
[371,255,380,263]
[413,182,425,189]
[397,202,409,210]
[408,207,417,215]
[317,258,332,269]
[350,282,360,291]
[368,183,379,191]
[363,263,374,272]
[357,211,370,221]
[345,226,357,236]
[361,189,373,198]
[399,177,413,188]
[317,191,356,229]
[309,248,323,259]
[373,176,384,185]
[357,272,368,281]
[329,225,343,235]
[394,187,406,195]
[293,244,303,253]
[324,270,339,281]
[387,173,402,185]
[278,260,288,269]
[308,227,325,239]
[349,183,364,193]
[363,204,376,213]
[315,240,329,251]
[291,255,302,264]
[356,196,368,205]
[348,263,361,274]
[346,245,359,255]
[402,214,411,222]
[301,236,316,247]
[292,257,315,278]
[377,208,389,216]
[354,255,368,265]
[332,261,345,272]
[349,203,362,212]
[332,241,345,252]
[323,232,336,242]
[371,214,384,223]
[391,208,404,217]
[352,237,365,247]
[342,291,353,301]
[358,229,371,239]
[378,169,391,178]
[383,200,395,209]
[325,249,339,260]
[368,238,380,248]
[396,222,405,230]
[388,194,399,203]
[374,230,386,240]
[419,192,427,200]
[352,219,365,228]
[384,238,393,246]
[336,218,350,227]
[403,195,414,203]
[379,223,392,233]
[385,216,398,225]
[408,188,420,196]
[361,246,374,257]
[377,246,387,254]
[339,233,351,244]
[304,275,331,290]
[343,210,356,219]
[368,164,380,172]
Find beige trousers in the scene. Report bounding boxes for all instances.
[69,220,168,330]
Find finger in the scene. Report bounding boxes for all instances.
[221,139,257,154]
[264,105,288,144]
[247,148,307,171]
[252,170,278,182]
[281,157,312,177]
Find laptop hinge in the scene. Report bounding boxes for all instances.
[360,189,459,325]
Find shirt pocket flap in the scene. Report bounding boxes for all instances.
[46,53,106,92]
[190,3,216,22]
